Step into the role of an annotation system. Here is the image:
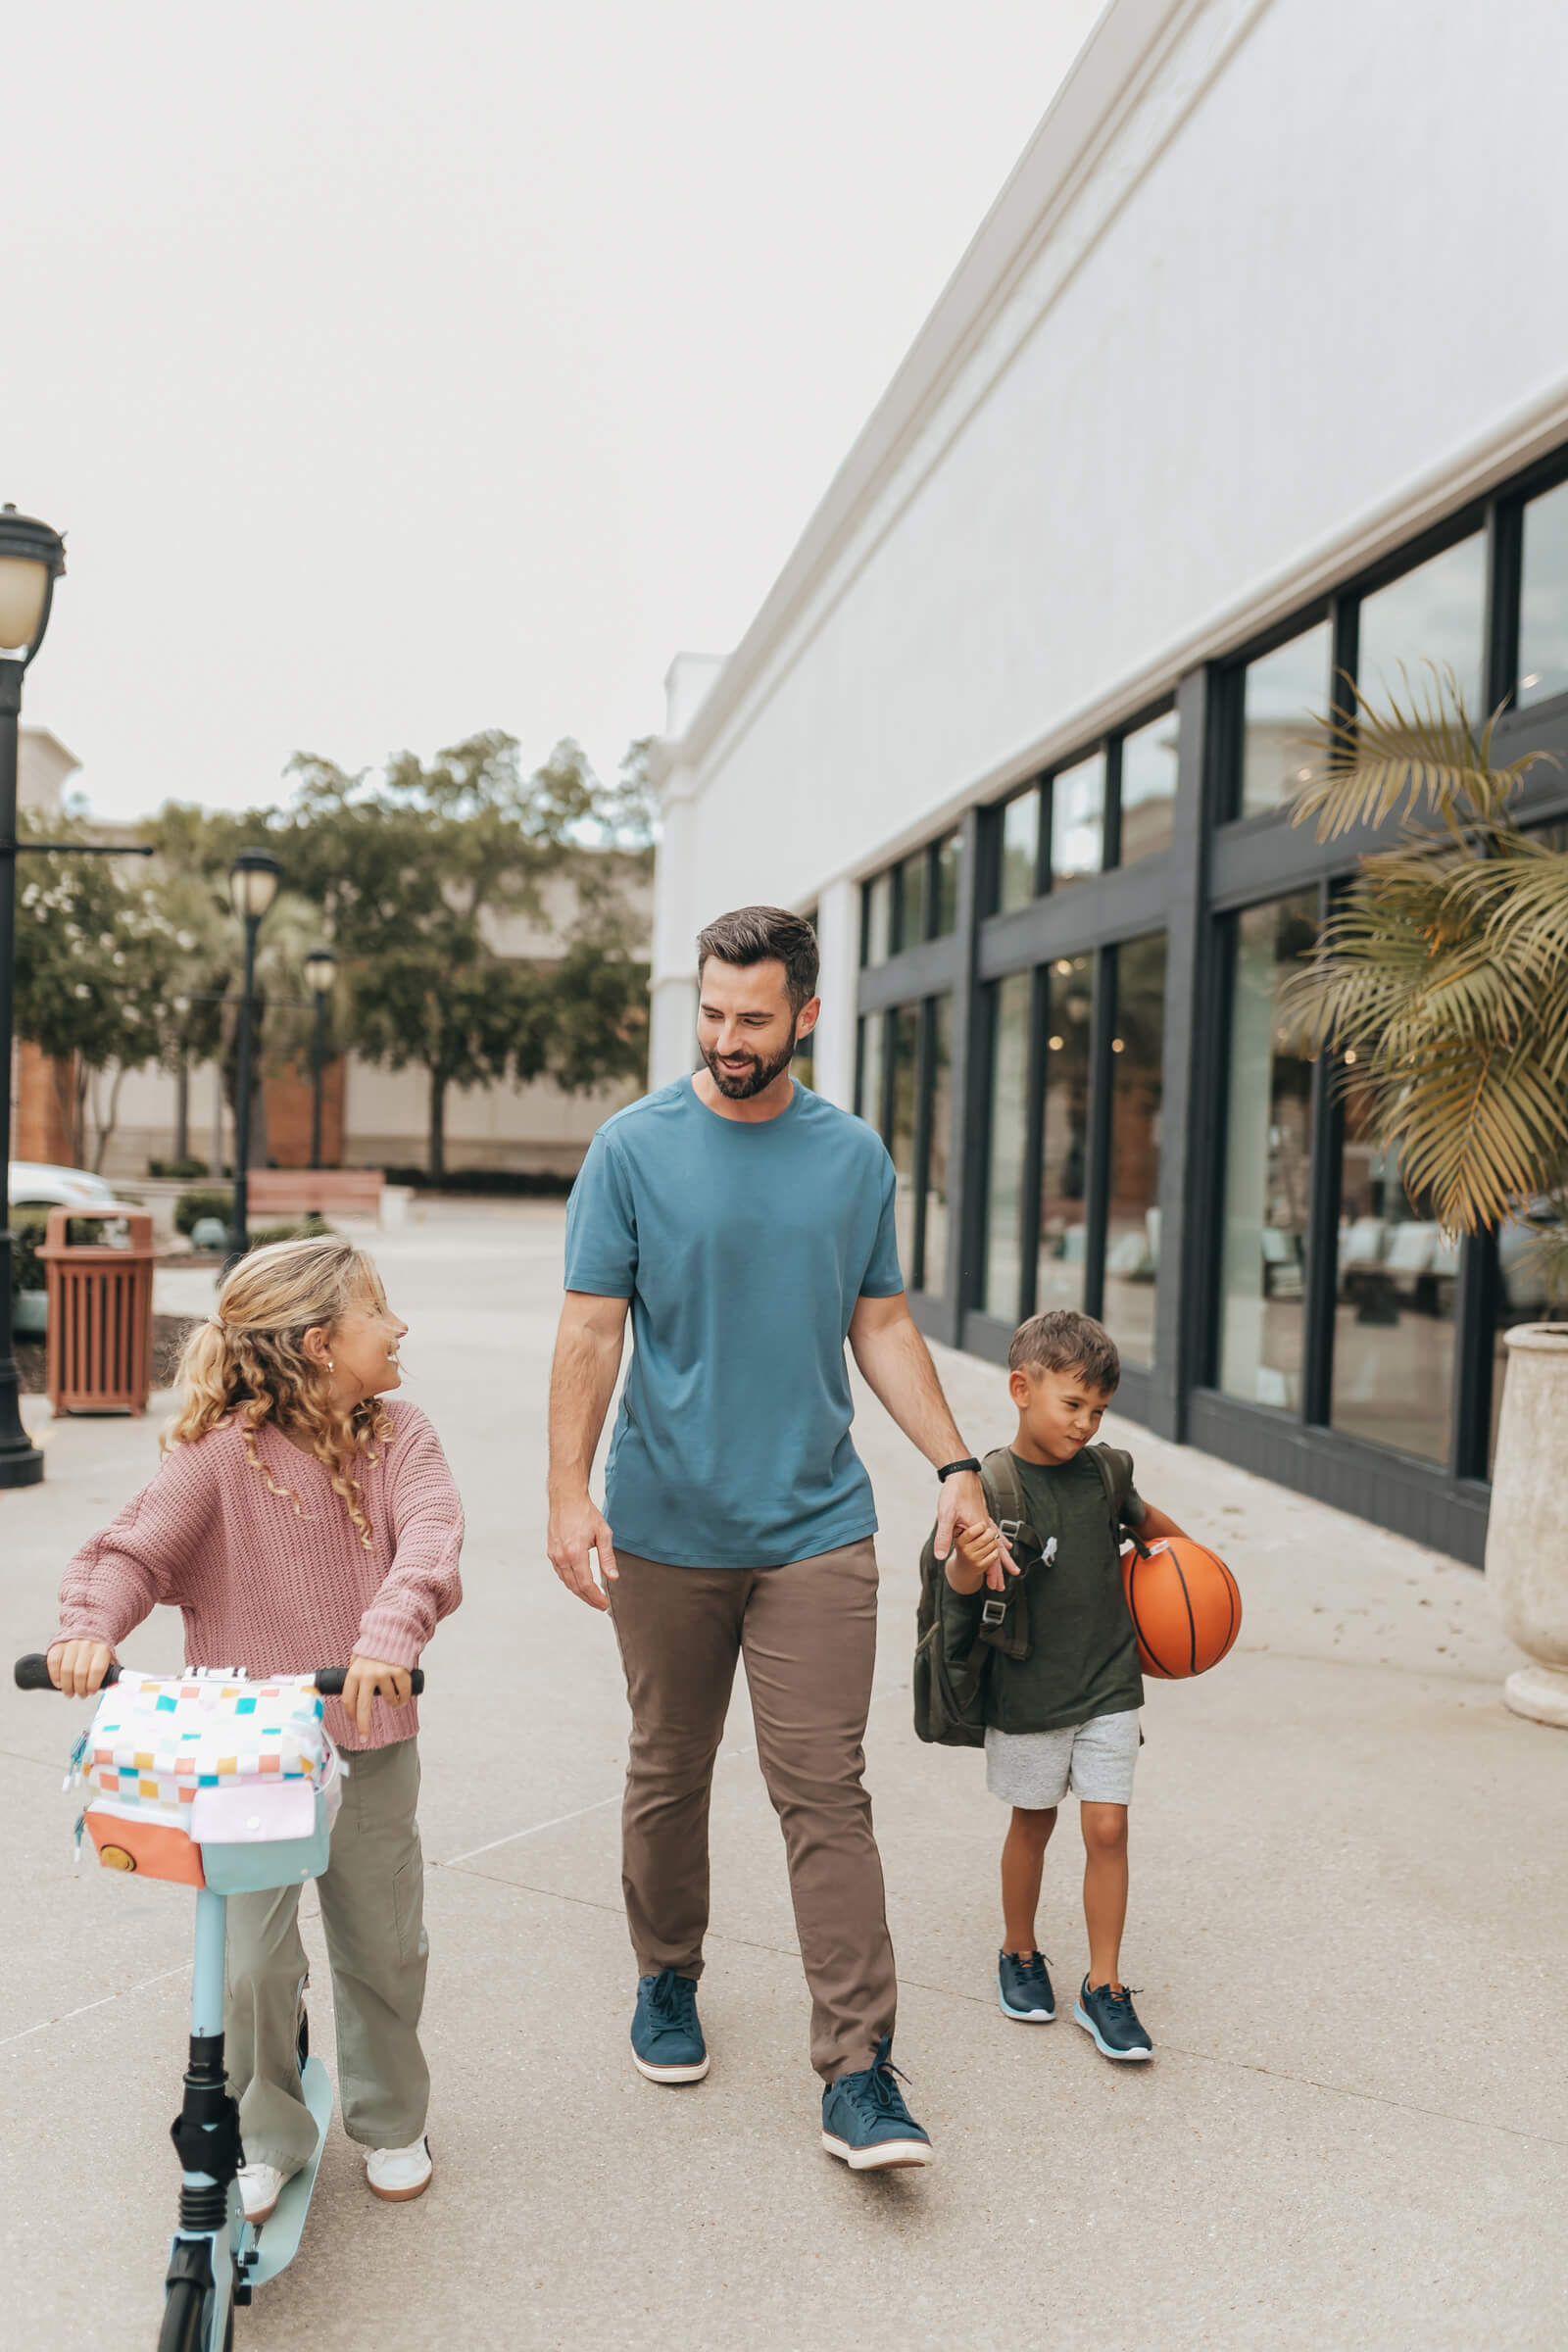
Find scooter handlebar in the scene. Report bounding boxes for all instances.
[13,1654,424,1697]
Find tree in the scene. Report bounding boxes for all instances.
[1278,664,1568,1276]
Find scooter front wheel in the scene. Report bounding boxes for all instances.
[157,2278,233,2352]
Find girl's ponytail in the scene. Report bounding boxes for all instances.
[164,1237,392,1548]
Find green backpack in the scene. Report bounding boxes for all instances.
[911,1444,1137,1747]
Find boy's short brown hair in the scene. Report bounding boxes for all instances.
[1008,1308,1120,1394]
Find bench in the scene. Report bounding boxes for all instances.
[248,1169,386,1224]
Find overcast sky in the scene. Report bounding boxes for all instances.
[6,2,1103,822]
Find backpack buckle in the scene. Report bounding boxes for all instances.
[998,1519,1024,1546]
[981,1594,1008,1626]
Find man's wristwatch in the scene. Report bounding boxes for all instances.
[937,1457,982,1481]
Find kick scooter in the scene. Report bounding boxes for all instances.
[17,1653,423,2351]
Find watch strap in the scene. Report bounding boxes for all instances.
[937,1456,982,1482]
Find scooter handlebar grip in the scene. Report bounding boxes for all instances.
[13,1653,122,1691]
[311,1667,425,1697]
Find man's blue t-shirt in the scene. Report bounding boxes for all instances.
[563,1077,905,1568]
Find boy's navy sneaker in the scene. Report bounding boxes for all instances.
[998,1947,1055,2023]
[1073,1975,1152,2061]
[820,2034,933,2171]
[630,1969,710,2082]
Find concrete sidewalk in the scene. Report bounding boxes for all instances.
[3,1200,1565,2350]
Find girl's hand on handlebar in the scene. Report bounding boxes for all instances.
[46,1640,116,1699]
[340,1655,414,1738]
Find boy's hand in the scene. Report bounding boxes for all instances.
[341,1655,415,1738]
[46,1640,115,1699]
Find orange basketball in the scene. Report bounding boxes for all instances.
[1121,1537,1242,1680]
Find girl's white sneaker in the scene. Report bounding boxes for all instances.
[238,2162,288,2224]
[366,2135,432,2202]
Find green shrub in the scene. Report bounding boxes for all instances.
[149,1156,210,1180]
[8,1210,49,1298]
[248,1216,334,1250]
[174,1188,233,1237]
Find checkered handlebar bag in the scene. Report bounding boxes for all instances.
[70,1672,342,1893]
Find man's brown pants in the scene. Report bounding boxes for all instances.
[606,1538,897,2082]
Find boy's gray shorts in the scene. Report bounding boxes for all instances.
[985,1709,1140,1809]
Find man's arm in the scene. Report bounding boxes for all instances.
[848,1291,1015,1585]
[546,1291,630,1612]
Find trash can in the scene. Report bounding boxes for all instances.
[39,1206,157,1416]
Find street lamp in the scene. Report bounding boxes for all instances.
[226,849,282,1267]
[303,946,337,1171]
[0,504,67,1491]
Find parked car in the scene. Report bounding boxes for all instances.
[8,1161,126,1212]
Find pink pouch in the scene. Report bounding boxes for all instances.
[189,1781,317,1844]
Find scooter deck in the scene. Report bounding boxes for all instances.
[243,2054,333,2289]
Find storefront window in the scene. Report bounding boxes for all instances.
[1518,478,1568,708]
[1357,533,1486,719]
[1036,956,1094,1314]
[1217,893,1318,1412]
[1103,932,1165,1367]
[1050,753,1104,885]
[863,872,892,967]
[890,1006,920,1281]
[1240,621,1332,819]
[1330,1083,1454,1464]
[983,973,1032,1320]
[923,997,954,1295]
[935,832,962,936]
[857,1011,885,1132]
[896,852,929,953]
[1118,714,1177,864]
[998,792,1039,914]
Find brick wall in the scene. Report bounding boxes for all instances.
[262,1054,346,1167]
[15,1043,75,1165]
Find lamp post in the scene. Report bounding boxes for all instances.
[226,849,282,1268]
[303,946,337,1171]
[0,504,67,1491]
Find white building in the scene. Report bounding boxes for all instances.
[649,0,1568,1562]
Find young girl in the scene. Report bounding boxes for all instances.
[48,1235,464,2220]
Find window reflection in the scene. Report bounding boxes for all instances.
[1050,753,1105,884]
[999,792,1039,913]
[1118,715,1177,863]
[1218,894,1318,1411]
[896,852,929,953]
[863,873,892,968]
[935,833,962,936]
[1357,534,1486,718]
[1037,956,1094,1314]
[857,1012,885,1132]
[923,997,954,1295]
[1103,932,1165,1367]
[1329,1084,1455,1464]
[1240,622,1332,819]
[890,1005,920,1283]
[984,973,1032,1320]
[1519,479,1568,708]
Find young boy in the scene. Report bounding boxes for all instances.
[942,1308,1189,2060]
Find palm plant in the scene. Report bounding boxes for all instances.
[1277,663,1568,1285]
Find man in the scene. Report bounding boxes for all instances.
[546,905,1006,2171]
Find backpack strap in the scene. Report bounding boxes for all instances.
[1087,1445,1147,1553]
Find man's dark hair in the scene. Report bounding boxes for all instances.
[696,906,820,1011]
[1008,1308,1120,1393]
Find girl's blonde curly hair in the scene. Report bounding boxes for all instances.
[165,1235,394,1549]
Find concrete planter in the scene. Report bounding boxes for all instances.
[1487,1323,1568,1727]
[13,1289,48,1338]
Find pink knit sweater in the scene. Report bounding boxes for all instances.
[56,1399,464,1751]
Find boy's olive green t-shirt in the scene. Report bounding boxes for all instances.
[942,1447,1147,1736]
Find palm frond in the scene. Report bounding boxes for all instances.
[1287,663,1556,842]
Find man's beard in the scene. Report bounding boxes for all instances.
[701,1021,799,1100]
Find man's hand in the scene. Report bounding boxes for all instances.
[46,1639,115,1699]
[934,1468,1016,1589]
[341,1656,414,1739]
[547,1490,618,1613]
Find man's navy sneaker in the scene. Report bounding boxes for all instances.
[1073,1975,1152,2061]
[998,1948,1055,2023]
[820,2035,933,2170]
[630,1969,710,2082]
